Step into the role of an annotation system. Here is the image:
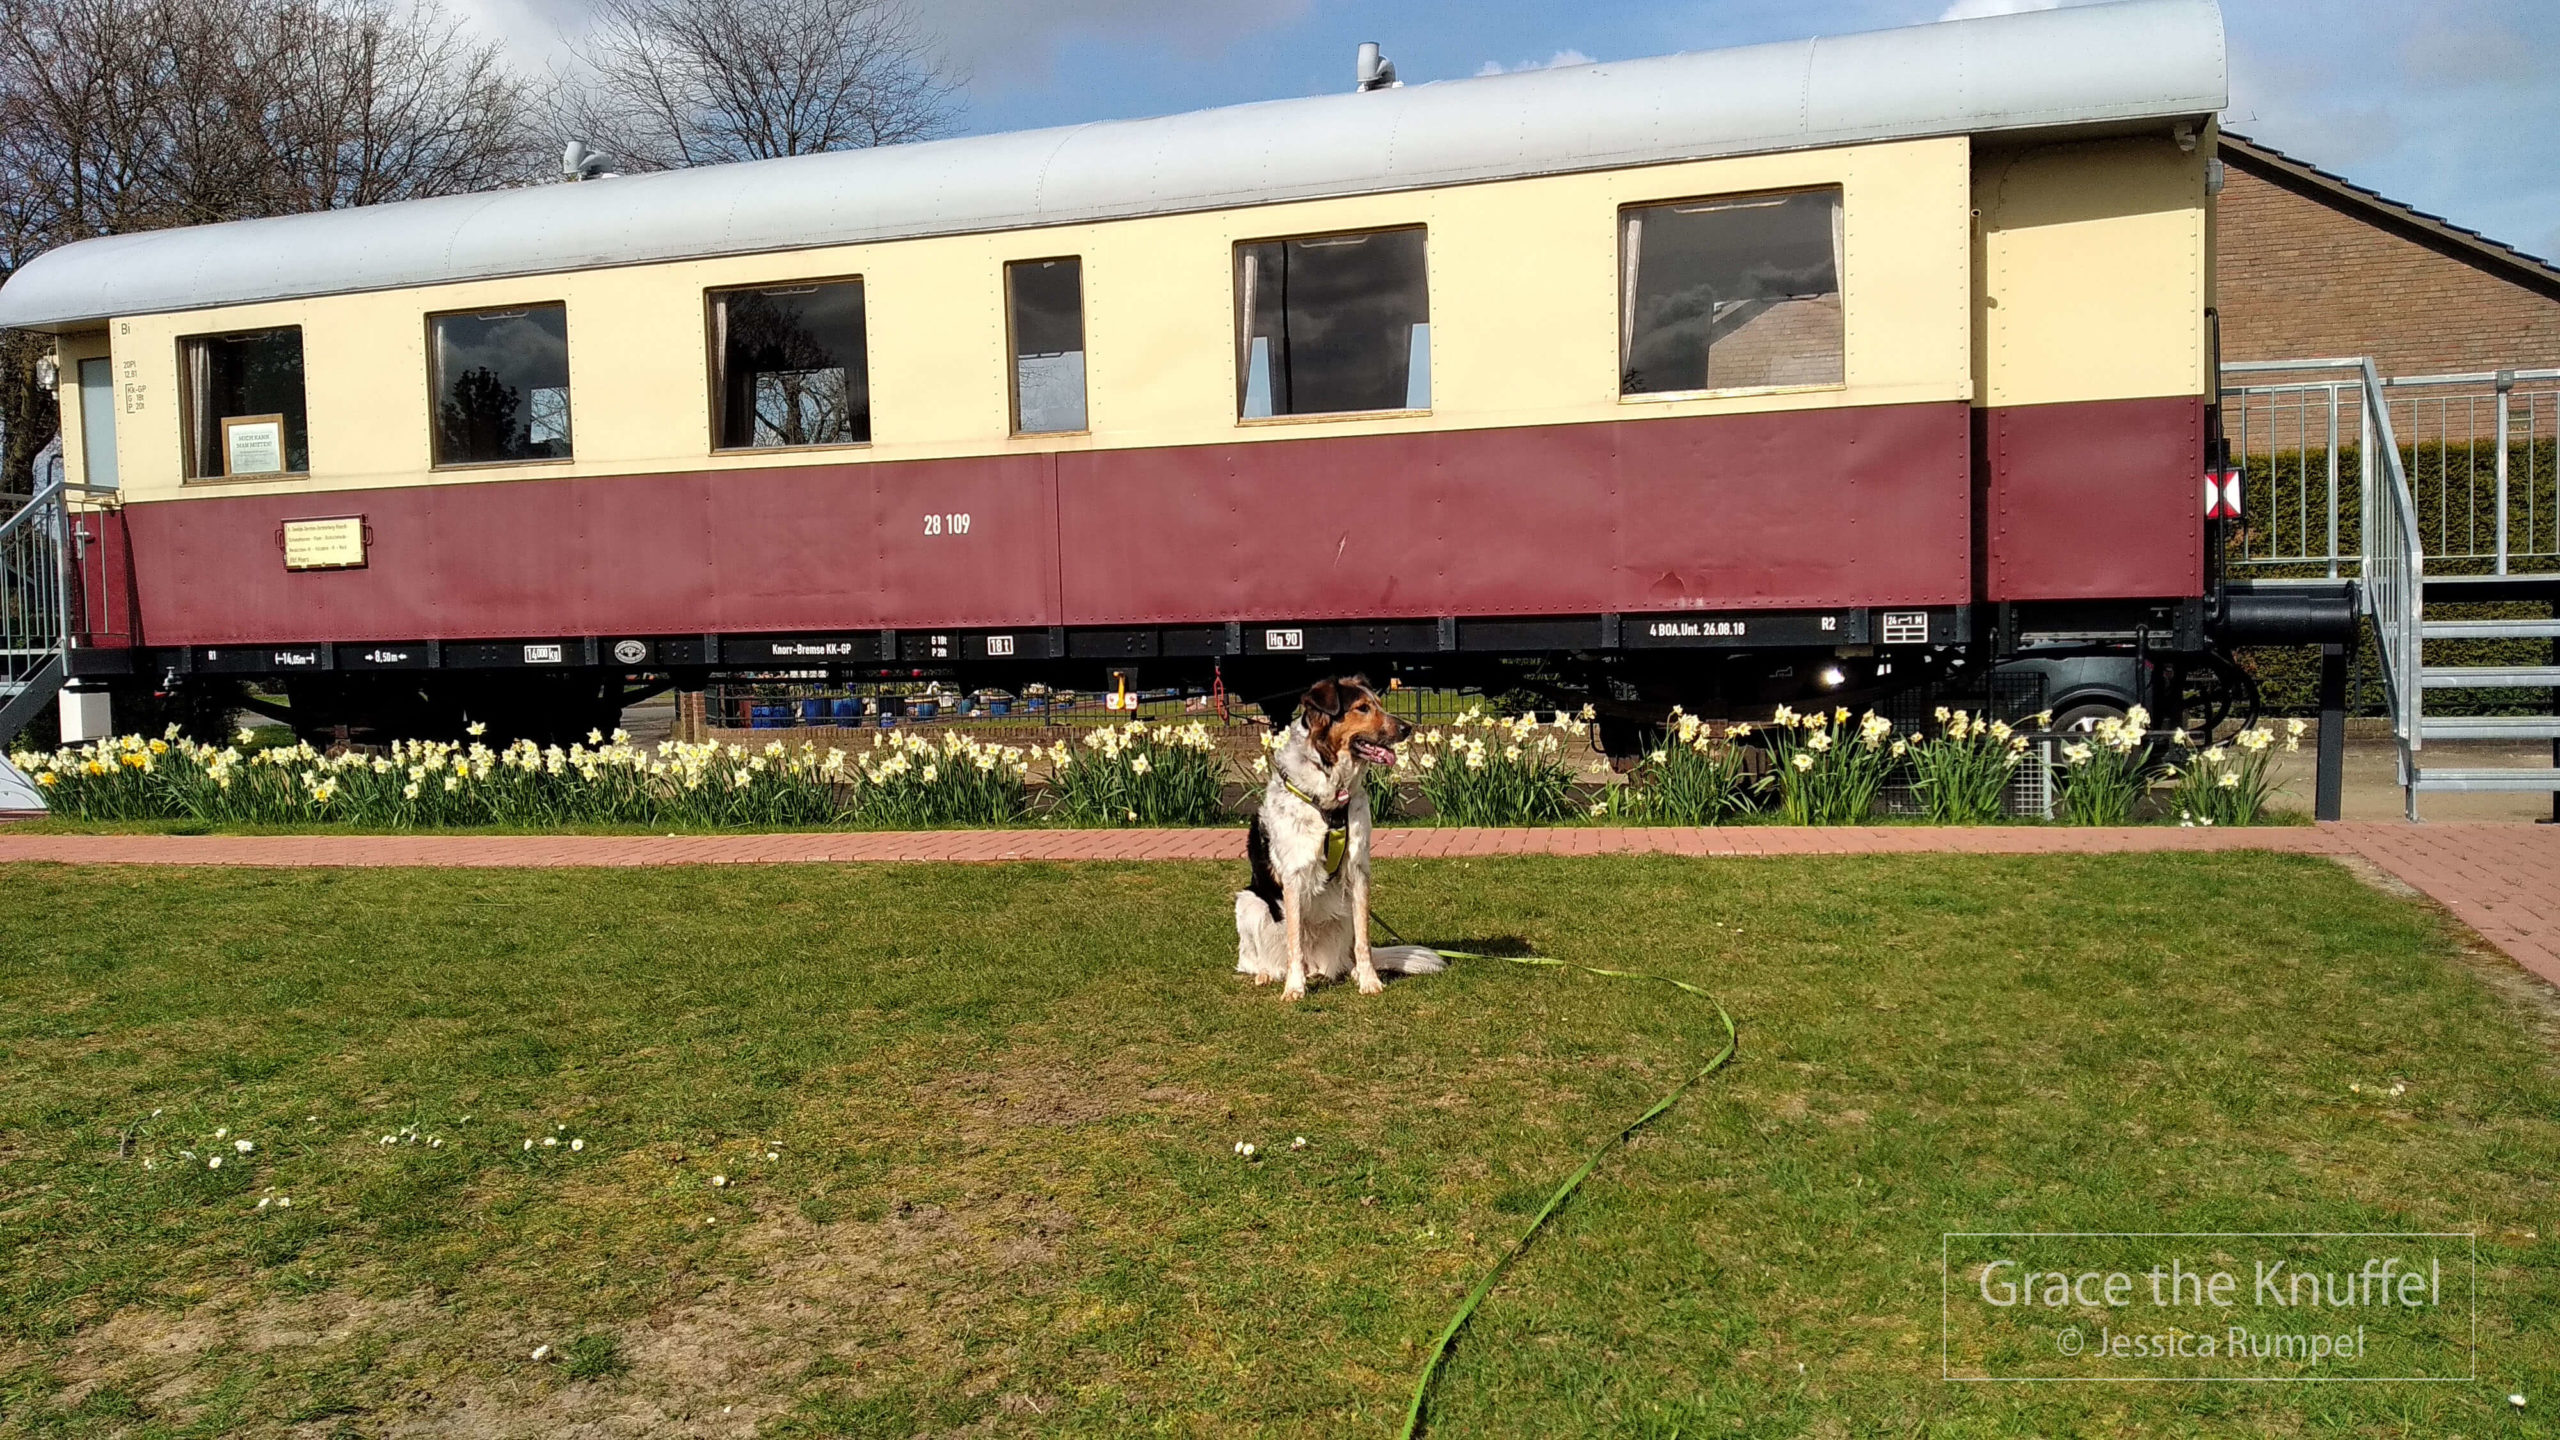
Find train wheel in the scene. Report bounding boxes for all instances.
[2170,652,2259,739]
[1594,714,1662,761]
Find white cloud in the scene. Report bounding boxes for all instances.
[444,0,591,72]
[1474,48,1596,78]
[2222,1,2560,270]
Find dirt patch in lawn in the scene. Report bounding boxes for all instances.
[22,1194,1086,1438]
[932,1054,1230,1132]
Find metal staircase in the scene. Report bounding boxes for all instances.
[2413,571,2560,805]
[1,473,72,806]
[2223,358,2560,820]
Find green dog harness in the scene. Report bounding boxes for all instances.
[1279,775,1353,877]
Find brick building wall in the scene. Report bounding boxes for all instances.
[2214,144,2560,376]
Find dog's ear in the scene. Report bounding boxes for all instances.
[1299,677,1345,729]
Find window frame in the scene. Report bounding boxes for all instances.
[175,325,311,484]
[1231,222,1433,425]
[423,301,575,471]
[1613,185,1847,405]
[703,274,873,455]
[1003,255,1089,438]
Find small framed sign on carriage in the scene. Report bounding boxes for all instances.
[222,413,287,476]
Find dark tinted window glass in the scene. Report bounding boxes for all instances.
[1620,189,1842,395]
[1236,227,1429,417]
[712,280,869,449]
[1007,258,1085,434]
[182,327,307,477]
[431,305,572,464]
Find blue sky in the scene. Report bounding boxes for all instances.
[464,0,2560,265]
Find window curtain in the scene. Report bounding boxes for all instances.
[1619,211,1644,375]
[185,343,216,477]
[1829,191,1846,302]
[1234,251,1258,414]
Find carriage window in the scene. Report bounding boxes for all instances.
[1007,258,1086,434]
[1235,227,1429,418]
[710,279,869,450]
[181,327,307,478]
[78,358,120,489]
[430,305,571,465]
[1619,188,1843,396]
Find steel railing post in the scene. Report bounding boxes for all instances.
[2326,382,2341,577]
[51,485,70,663]
[2494,369,2512,576]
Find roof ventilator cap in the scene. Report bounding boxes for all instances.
[1355,42,1398,92]
[561,141,613,183]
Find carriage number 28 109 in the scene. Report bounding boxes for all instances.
[922,513,972,536]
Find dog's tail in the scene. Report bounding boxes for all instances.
[1371,944,1447,976]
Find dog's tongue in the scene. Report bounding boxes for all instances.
[1353,739,1396,764]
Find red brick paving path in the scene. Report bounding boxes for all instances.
[1,823,2552,986]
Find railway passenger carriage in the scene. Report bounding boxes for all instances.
[0,0,2269,742]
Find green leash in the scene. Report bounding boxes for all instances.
[1373,919,1739,1440]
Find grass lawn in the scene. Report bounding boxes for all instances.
[0,854,2552,1437]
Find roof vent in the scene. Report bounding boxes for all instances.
[1355,42,1398,92]
[561,141,613,183]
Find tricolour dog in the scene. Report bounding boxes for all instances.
[1235,676,1446,1000]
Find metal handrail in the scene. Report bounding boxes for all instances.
[0,472,69,720]
[2225,360,2429,811]
[2352,358,2426,814]
[2221,360,2557,576]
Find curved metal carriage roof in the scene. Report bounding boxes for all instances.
[0,0,2223,329]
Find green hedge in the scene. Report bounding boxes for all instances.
[2230,437,2556,716]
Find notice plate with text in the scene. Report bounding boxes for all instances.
[282,517,367,571]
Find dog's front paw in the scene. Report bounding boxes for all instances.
[1357,974,1385,996]
[1280,981,1307,1002]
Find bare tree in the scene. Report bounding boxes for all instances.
[251,1,547,211]
[558,0,956,172]
[0,0,545,487]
